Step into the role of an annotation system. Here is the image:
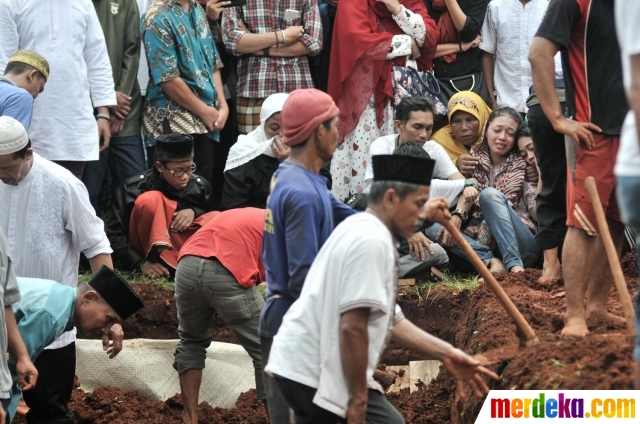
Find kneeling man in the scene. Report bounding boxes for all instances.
[266,154,498,422]
[109,133,218,278]
[7,265,144,419]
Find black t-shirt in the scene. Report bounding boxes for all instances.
[425,0,489,79]
[535,0,627,135]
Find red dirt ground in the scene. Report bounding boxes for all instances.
[119,283,238,344]
[33,256,636,423]
[13,383,267,424]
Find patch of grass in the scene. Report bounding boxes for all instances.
[79,270,174,290]
[438,271,482,293]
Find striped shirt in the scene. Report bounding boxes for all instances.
[221,0,323,98]
[0,154,112,349]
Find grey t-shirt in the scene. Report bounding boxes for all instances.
[0,228,21,398]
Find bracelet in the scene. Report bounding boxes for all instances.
[452,209,469,222]
[96,113,110,121]
[274,31,279,48]
[281,30,286,45]
[464,179,478,189]
[458,41,463,53]
[263,47,270,57]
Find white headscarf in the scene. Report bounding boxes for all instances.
[224,93,289,172]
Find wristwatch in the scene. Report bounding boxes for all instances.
[451,209,468,221]
[464,179,478,189]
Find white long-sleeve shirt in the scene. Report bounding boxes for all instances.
[0,154,112,349]
[0,0,117,161]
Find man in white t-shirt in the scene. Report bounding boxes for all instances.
[614,0,640,389]
[265,154,498,423]
[363,97,471,197]
[363,97,480,277]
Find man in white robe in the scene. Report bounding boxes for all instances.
[0,0,117,179]
[0,116,116,424]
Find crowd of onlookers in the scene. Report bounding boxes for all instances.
[0,0,640,423]
[0,0,560,280]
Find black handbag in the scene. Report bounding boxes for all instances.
[437,71,492,108]
[391,63,448,117]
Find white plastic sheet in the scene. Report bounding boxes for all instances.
[75,339,256,408]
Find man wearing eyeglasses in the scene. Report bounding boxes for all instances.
[107,133,218,278]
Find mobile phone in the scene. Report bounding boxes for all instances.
[226,0,246,7]
[284,9,300,20]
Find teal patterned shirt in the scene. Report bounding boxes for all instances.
[141,0,222,146]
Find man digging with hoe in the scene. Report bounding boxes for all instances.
[266,154,498,423]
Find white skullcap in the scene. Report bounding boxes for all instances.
[0,116,29,155]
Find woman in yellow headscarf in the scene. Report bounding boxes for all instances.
[432,91,492,176]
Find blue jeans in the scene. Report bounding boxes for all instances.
[617,177,640,360]
[480,188,539,270]
[82,135,146,209]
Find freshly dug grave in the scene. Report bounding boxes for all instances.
[117,283,238,343]
[14,382,268,424]
[386,267,637,424]
[65,258,636,423]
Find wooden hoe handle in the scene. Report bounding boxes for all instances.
[584,176,637,337]
[442,220,538,344]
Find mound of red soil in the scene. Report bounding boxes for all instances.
[69,263,637,423]
[621,250,637,278]
[384,269,637,424]
[116,283,238,344]
[14,382,269,424]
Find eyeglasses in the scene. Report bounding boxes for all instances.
[162,163,196,177]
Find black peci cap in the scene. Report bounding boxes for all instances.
[372,154,435,186]
[87,265,145,320]
[155,133,194,162]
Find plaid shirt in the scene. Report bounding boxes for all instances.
[141,0,222,144]
[221,0,322,98]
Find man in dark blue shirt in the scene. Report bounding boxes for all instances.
[260,88,353,422]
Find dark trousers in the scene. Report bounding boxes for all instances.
[260,337,292,423]
[81,135,147,211]
[192,133,223,210]
[275,377,405,424]
[52,161,85,180]
[528,103,568,250]
[23,343,76,424]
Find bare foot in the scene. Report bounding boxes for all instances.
[510,266,525,273]
[538,248,562,286]
[586,307,626,326]
[561,316,589,337]
[489,258,507,274]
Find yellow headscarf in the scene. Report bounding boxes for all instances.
[432,91,492,163]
